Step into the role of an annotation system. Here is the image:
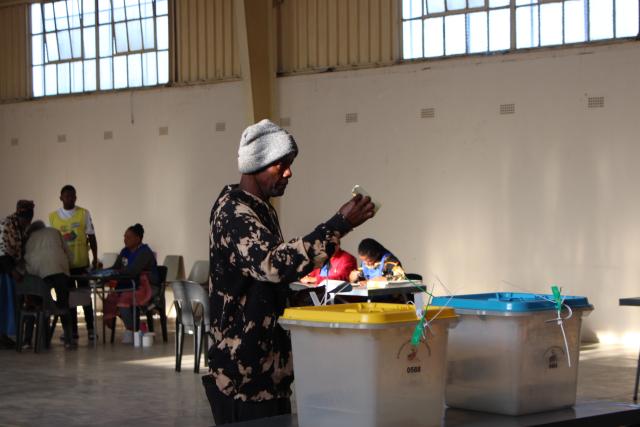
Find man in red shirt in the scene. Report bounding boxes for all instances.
[301,243,357,284]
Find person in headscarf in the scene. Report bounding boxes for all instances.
[0,200,34,349]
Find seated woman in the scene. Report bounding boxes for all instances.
[301,243,357,285]
[103,223,159,343]
[349,238,406,284]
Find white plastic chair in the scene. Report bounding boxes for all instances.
[187,260,209,287]
[170,281,210,373]
[162,255,186,282]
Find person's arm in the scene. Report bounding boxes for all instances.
[215,199,351,284]
[300,268,320,284]
[85,211,98,269]
[112,253,123,270]
[87,234,98,269]
[55,230,73,264]
[307,268,320,279]
[349,268,365,283]
[213,193,373,284]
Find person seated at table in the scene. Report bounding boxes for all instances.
[348,238,406,284]
[103,223,158,343]
[300,242,357,285]
[23,220,75,349]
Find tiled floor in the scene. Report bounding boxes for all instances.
[0,321,638,426]
[0,320,213,427]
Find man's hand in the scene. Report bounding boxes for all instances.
[339,194,375,228]
[92,258,99,270]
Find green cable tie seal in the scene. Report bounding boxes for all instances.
[411,312,426,347]
[551,285,563,312]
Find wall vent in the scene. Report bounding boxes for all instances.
[10,138,18,147]
[103,131,113,140]
[420,108,435,118]
[159,126,169,136]
[279,117,291,127]
[345,112,358,123]
[588,96,605,109]
[57,134,67,143]
[499,104,515,115]
[215,122,226,132]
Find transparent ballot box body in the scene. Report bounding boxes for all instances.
[279,303,458,427]
[430,293,593,415]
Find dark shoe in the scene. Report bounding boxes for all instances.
[60,333,80,341]
[88,330,96,341]
[64,342,78,350]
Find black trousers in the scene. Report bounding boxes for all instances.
[23,273,72,345]
[202,375,291,425]
[69,267,94,333]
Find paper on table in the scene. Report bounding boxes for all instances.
[318,279,350,292]
[366,280,389,289]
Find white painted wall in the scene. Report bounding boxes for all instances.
[277,42,640,342]
[0,83,246,275]
[2,41,640,341]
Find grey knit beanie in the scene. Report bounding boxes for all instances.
[238,119,298,174]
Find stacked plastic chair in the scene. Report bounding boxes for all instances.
[170,281,210,373]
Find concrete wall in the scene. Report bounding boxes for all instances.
[277,41,640,342]
[0,82,245,274]
[2,41,640,341]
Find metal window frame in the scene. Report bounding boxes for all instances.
[31,0,168,97]
[401,0,639,60]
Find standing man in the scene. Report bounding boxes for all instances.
[49,185,98,341]
[203,119,375,424]
[0,200,34,349]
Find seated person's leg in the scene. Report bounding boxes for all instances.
[21,296,42,348]
[46,274,73,345]
[103,293,119,326]
[76,277,94,337]
[68,278,79,338]
[118,307,134,331]
[22,317,34,348]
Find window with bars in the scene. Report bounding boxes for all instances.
[31,0,169,97]
[402,0,640,59]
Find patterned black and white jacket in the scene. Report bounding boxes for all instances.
[207,184,352,402]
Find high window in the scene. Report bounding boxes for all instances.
[402,0,639,59]
[31,0,169,97]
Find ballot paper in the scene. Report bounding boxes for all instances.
[318,279,350,292]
